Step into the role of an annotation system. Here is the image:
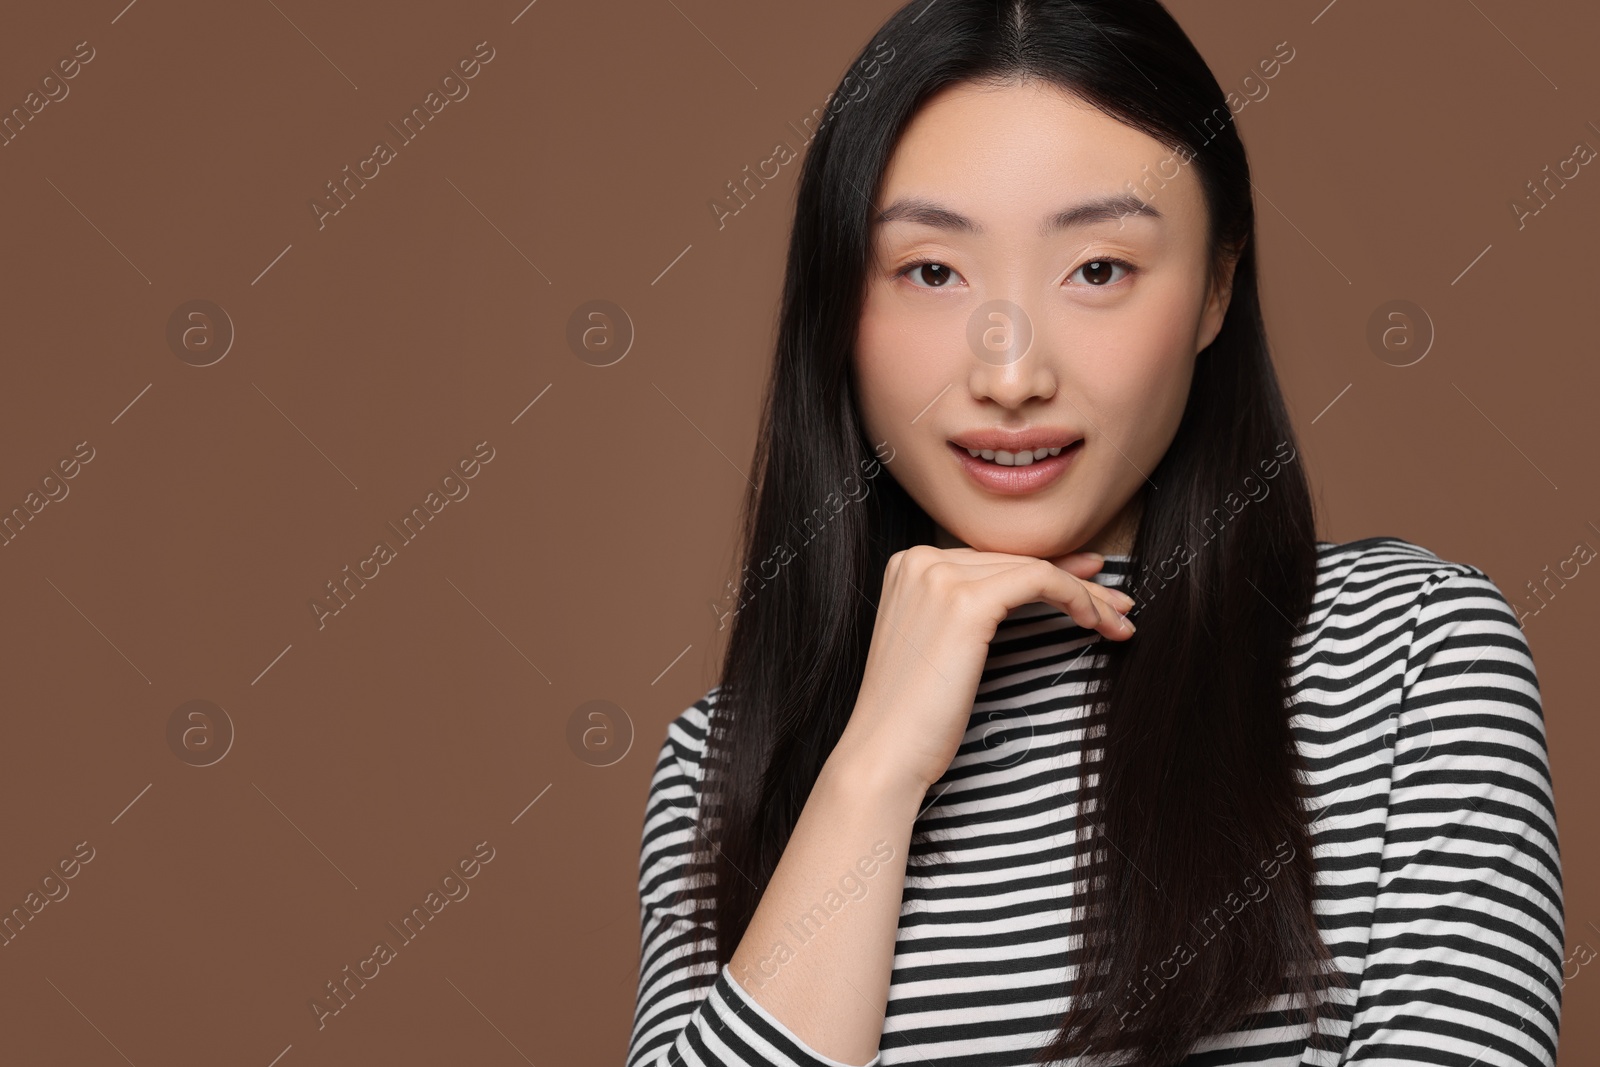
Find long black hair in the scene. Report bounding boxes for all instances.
[688,2,1342,1063]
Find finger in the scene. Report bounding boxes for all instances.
[1047,555,1135,612]
[1090,584,1137,616]
[943,545,1111,585]
[942,553,1134,623]
[942,545,1101,567]
[928,547,1139,630]
[1052,554,1106,580]
[1104,586,1137,612]
[975,561,1132,639]
[1045,572,1135,640]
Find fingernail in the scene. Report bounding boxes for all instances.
[1082,551,1105,561]
[1119,613,1135,633]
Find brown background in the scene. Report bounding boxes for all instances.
[0,0,1594,1063]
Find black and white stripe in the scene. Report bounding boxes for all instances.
[627,537,1564,1066]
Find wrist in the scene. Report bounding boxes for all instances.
[819,735,930,814]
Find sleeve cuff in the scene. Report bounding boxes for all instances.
[708,962,884,1067]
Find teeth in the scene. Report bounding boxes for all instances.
[964,446,1064,465]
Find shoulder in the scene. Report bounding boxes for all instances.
[648,685,719,793]
[1292,535,1538,709]
[636,688,719,874]
[1312,534,1486,595]
[1296,535,1539,711]
[1292,539,1548,816]
[1304,535,1515,640]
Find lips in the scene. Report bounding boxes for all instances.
[948,439,1082,495]
[948,429,1084,453]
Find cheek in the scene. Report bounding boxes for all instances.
[853,301,966,498]
[854,298,956,426]
[1070,294,1200,450]
[851,330,890,443]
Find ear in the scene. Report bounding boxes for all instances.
[1196,245,1241,354]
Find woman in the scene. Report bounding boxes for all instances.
[627,2,1563,1064]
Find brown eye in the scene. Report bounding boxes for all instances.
[901,261,962,288]
[1069,258,1134,286]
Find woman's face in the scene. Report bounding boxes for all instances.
[854,79,1235,559]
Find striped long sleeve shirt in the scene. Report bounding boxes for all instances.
[626,537,1565,1066]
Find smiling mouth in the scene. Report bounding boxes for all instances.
[946,439,1083,496]
[959,445,1071,466]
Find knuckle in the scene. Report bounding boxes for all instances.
[946,578,978,613]
[924,559,957,592]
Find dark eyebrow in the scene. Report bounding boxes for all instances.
[871,193,1163,236]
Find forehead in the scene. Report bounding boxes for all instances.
[873,79,1206,237]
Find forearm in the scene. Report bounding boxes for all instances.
[725,747,924,1066]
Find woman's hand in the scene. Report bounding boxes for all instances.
[833,544,1136,798]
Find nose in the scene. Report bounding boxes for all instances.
[966,302,1057,407]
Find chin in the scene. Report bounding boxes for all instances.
[947,525,1076,560]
